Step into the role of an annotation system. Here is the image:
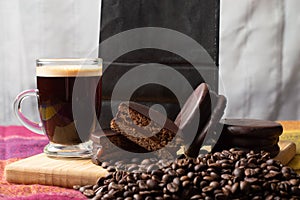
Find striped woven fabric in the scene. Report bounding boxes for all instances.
[0,126,86,200]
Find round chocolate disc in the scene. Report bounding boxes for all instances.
[174,83,209,130]
[220,119,283,138]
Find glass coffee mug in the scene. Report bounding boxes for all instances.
[13,58,102,158]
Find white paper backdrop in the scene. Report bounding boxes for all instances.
[0,0,299,125]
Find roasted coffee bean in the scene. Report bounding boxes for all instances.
[171,163,178,170]
[221,173,231,180]
[123,191,133,198]
[199,180,208,188]
[95,185,108,195]
[105,172,113,179]
[145,196,154,200]
[290,179,300,186]
[282,166,292,174]
[266,159,275,166]
[291,186,300,196]
[244,177,258,183]
[167,182,179,193]
[240,181,250,193]
[202,186,214,193]
[92,184,99,191]
[190,194,202,199]
[133,194,143,200]
[167,169,176,176]
[180,175,189,182]
[108,182,122,191]
[230,182,239,194]
[107,166,116,172]
[173,177,180,185]
[127,164,138,172]
[147,164,159,173]
[162,174,171,183]
[252,196,263,200]
[209,181,219,189]
[193,176,201,186]
[203,176,214,182]
[75,149,300,199]
[138,180,148,190]
[73,185,81,190]
[96,176,105,185]
[182,180,190,188]
[79,185,93,193]
[194,164,205,172]
[264,170,281,179]
[221,187,231,196]
[141,172,150,180]
[210,172,220,180]
[151,174,160,182]
[146,179,158,190]
[251,185,262,192]
[215,192,227,200]
[176,168,185,175]
[141,158,151,165]
[187,172,195,179]
[151,169,163,177]
[83,189,95,197]
[244,168,256,177]
[102,193,114,199]
[101,161,110,168]
[267,165,279,171]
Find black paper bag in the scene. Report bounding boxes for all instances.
[99,0,220,128]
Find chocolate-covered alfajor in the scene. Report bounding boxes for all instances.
[213,119,283,157]
[91,82,283,163]
[110,101,183,158]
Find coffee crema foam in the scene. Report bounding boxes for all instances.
[36,65,102,77]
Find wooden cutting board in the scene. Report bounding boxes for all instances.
[4,140,296,188]
[5,154,108,188]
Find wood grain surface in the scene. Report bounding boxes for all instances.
[5,154,108,188]
[5,140,296,188]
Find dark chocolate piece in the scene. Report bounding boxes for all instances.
[110,101,182,155]
[213,119,283,158]
[220,118,283,138]
[217,135,279,148]
[91,129,150,164]
[91,129,148,153]
[174,83,212,157]
[184,91,227,158]
[174,83,209,130]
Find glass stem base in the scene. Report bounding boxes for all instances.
[44,140,93,158]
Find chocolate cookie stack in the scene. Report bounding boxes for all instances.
[213,119,283,157]
[91,129,149,164]
[110,102,182,155]
[91,101,184,164]
[91,83,283,165]
[91,83,224,164]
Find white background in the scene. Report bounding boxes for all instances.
[0,0,299,125]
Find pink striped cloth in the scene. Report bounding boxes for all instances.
[0,126,86,200]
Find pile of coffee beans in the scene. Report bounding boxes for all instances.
[74,149,300,199]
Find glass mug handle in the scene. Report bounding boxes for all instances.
[13,89,44,135]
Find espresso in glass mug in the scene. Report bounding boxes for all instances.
[14,58,102,158]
